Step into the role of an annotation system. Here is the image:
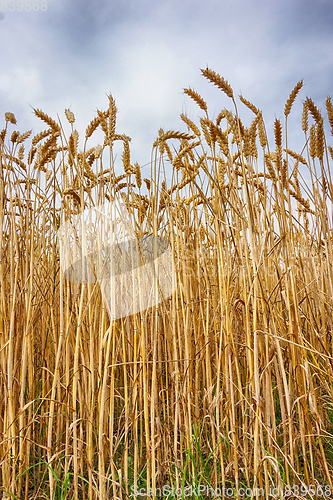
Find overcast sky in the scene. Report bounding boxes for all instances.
[1,0,333,177]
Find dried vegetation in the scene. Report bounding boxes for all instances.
[1,70,333,498]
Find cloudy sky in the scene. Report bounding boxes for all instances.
[0,0,332,175]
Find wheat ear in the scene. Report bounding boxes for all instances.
[201,67,234,99]
[183,88,208,113]
[284,80,303,117]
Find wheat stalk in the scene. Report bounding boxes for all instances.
[284,79,303,117]
[201,67,234,99]
[1,77,332,499]
[183,87,208,112]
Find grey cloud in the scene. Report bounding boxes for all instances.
[0,0,332,169]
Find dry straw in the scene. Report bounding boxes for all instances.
[1,70,333,499]
[201,67,234,99]
[284,79,303,117]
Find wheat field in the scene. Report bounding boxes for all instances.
[1,68,333,499]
